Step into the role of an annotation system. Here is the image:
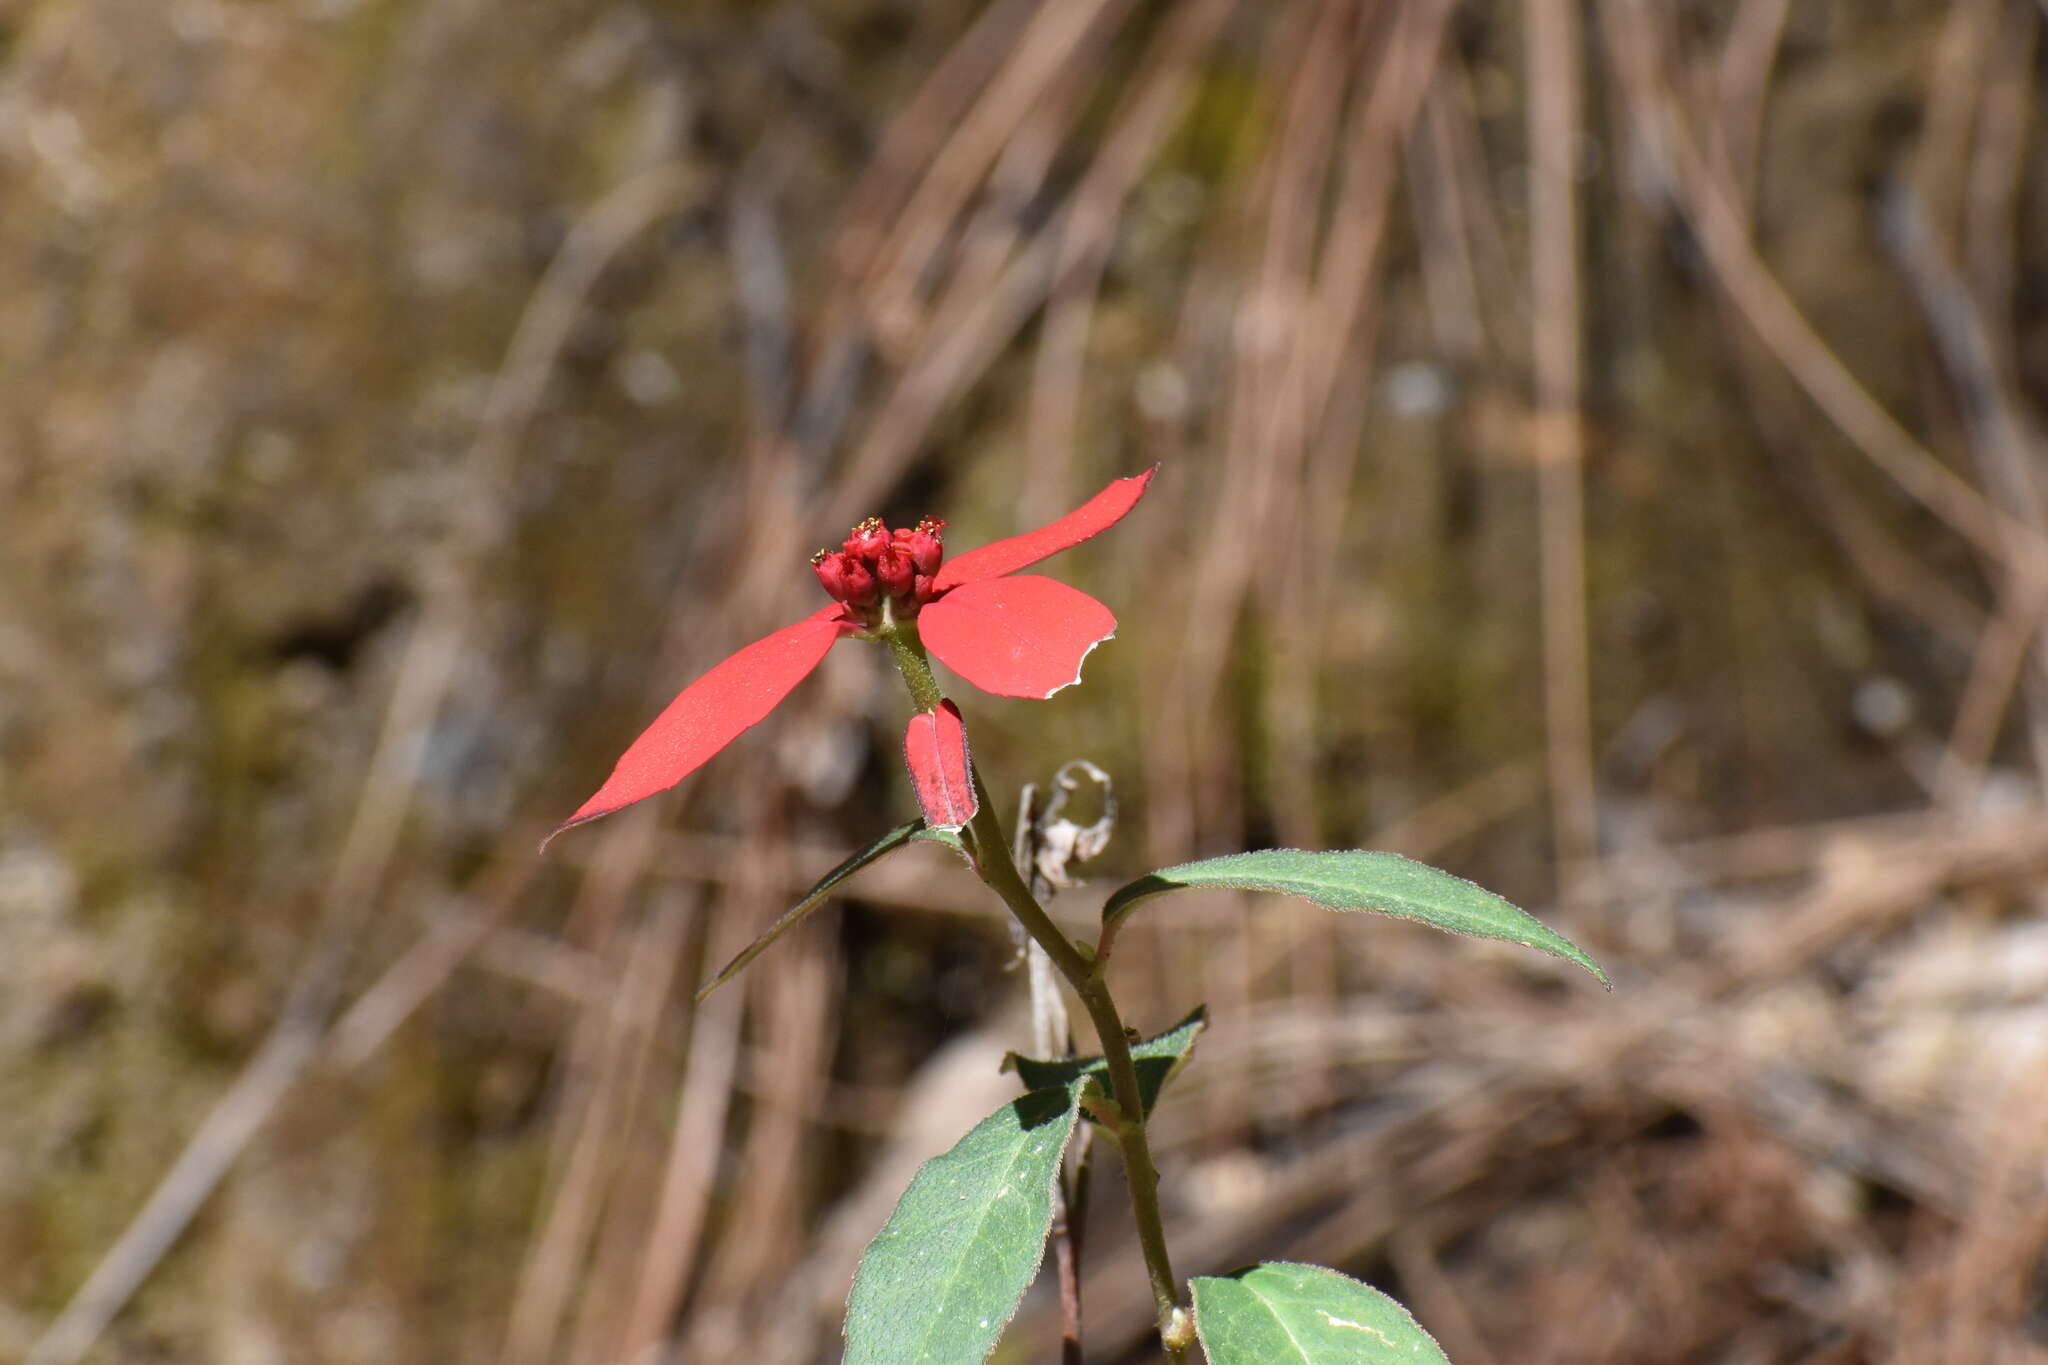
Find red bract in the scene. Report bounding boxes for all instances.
[903,701,975,831]
[546,468,1154,847]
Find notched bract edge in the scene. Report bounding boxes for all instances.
[1039,627,1116,700]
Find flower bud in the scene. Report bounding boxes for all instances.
[913,572,937,603]
[875,545,915,598]
[844,517,890,561]
[812,550,853,601]
[908,517,945,575]
[839,558,879,606]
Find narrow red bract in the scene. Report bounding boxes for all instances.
[903,701,976,831]
[931,472,1152,592]
[547,467,1154,846]
[542,605,853,849]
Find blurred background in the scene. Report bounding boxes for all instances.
[5,0,2048,1361]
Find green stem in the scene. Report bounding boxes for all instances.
[879,624,1186,1357]
[962,765,1185,1360]
[880,614,945,713]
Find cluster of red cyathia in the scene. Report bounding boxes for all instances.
[811,516,947,621]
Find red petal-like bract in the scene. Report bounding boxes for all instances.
[919,575,1116,699]
[903,700,977,831]
[931,467,1156,591]
[543,606,851,849]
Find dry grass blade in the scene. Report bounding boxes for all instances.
[1023,0,1240,524]
[1525,0,1599,919]
[1708,0,1792,209]
[1883,183,2048,787]
[613,914,751,1362]
[503,882,689,1365]
[832,0,1041,283]
[1961,3,2034,316]
[1597,0,2014,561]
[860,0,1130,345]
[564,894,701,1365]
[697,860,846,1309]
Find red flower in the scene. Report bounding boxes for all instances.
[546,468,1154,846]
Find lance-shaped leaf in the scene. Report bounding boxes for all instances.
[695,820,962,1002]
[844,1085,1082,1365]
[1103,849,1608,988]
[1192,1262,1451,1365]
[1005,1006,1206,1122]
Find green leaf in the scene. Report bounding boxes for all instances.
[844,1087,1081,1365]
[696,820,961,1001]
[1005,1006,1206,1121]
[1192,1262,1451,1364]
[1101,849,1608,988]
